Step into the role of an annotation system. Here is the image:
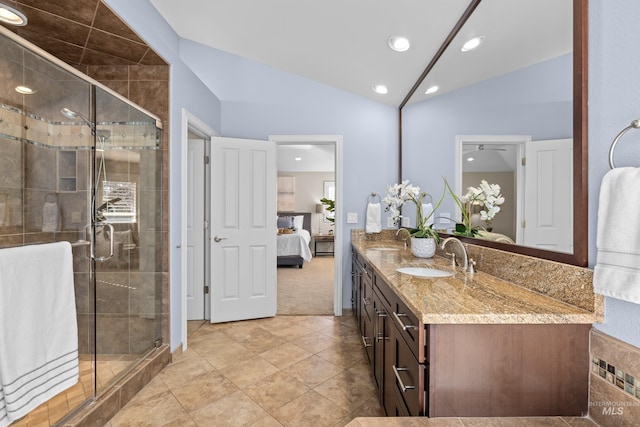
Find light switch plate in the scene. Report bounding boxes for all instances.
[401,217,410,227]
[347,212,358,223]
[387,217,395,228]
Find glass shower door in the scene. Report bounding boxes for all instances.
[93,87,163,394]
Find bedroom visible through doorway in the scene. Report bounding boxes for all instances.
[272,136,342,316]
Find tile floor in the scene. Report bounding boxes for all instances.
[102,315,601,427]
[105,315,383,426]
[12,355,140,426]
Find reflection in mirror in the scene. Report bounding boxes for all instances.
[458,136,526,246]
[457,135,573,253]
[400,0,586,265]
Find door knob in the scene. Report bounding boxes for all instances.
[213,236,227,242]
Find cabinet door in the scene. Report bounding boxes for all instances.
[361,262,374,321]
[373,288,389,407]
[351,251,360,321]
[351,252,362,324]
[360,310,374,364]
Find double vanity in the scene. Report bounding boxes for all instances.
[351,230,603,418]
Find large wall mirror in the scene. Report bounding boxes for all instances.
[400,0,587,266]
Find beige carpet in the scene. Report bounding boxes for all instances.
[277,256,334,315]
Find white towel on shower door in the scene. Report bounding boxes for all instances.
[0,242,78,426]
[594,167,640,304]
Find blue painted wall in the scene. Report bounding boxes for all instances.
[589,0,640,348]
[402,54,573,219]
[104,0,222,351]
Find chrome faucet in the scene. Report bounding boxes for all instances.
[396,228,411,249]
[441,236,475,273]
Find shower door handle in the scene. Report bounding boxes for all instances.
[91,222,115,261]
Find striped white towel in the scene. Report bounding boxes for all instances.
[0,242,78,426]
[594,168,640,304]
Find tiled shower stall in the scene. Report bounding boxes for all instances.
[0,29,167,425]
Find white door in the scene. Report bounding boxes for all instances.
[186,138,206,319]
[523,138,573,252]
[210,137,277,323]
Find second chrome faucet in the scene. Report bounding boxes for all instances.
[441,236,476,273]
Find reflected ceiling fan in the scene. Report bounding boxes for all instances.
[463,144,508,154]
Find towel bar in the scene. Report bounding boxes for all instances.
[609,118,640,169]
[368,192,381,203]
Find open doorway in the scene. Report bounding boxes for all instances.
[180,109,217,349]
[270,135,343,316]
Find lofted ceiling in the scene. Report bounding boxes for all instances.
[149,0,572,107]
[2,0,572,107]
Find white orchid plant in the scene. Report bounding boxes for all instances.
[463,180,505,223]
[445,178,505,236]
[383,180,445,241]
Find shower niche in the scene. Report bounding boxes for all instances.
[57,150,77,192]
[0,29,166,425]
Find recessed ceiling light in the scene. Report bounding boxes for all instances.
[294,156,302,161]
[387,36,410,52]
[372,85,388,95]
[461,36,485,52]
[15,85,36,95]
[467,156,475,162]
[0,4,27,26]
[424,85,439,95]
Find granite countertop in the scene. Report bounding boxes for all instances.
[351,239,601,324]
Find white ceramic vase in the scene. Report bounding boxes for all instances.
[410,237,436,258]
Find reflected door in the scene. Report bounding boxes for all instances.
[523,138,573,252]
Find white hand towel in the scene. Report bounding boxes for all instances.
[366,202,382,233]
[422,203,434,226]
[593,167,640,304]
[0,242,78,425]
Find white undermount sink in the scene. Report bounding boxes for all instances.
[396,267,454,278]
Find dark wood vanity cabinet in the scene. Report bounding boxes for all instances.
[375,271,427,416]
[354,253,428,416]
[351,251,363,325]
[353,251,374,364]
[352,247,591,418]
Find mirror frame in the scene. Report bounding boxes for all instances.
[398,0,588,266]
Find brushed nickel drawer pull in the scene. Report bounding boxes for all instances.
[362,296,370,306]
[376,333,388,342]
[393,365,415,392]
[376,308,387,317]
[393,311,417,331]
[361,335,372,348]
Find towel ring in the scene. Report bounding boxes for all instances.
[421,192,433,204]
[609,118,640,169]
[368,192,381,203]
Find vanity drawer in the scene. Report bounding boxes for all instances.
[390,325,426,416]
[389,294,425,363]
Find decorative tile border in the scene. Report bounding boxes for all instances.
[592,354,640,400]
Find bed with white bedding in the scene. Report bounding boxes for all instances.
[277,212,312,268]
